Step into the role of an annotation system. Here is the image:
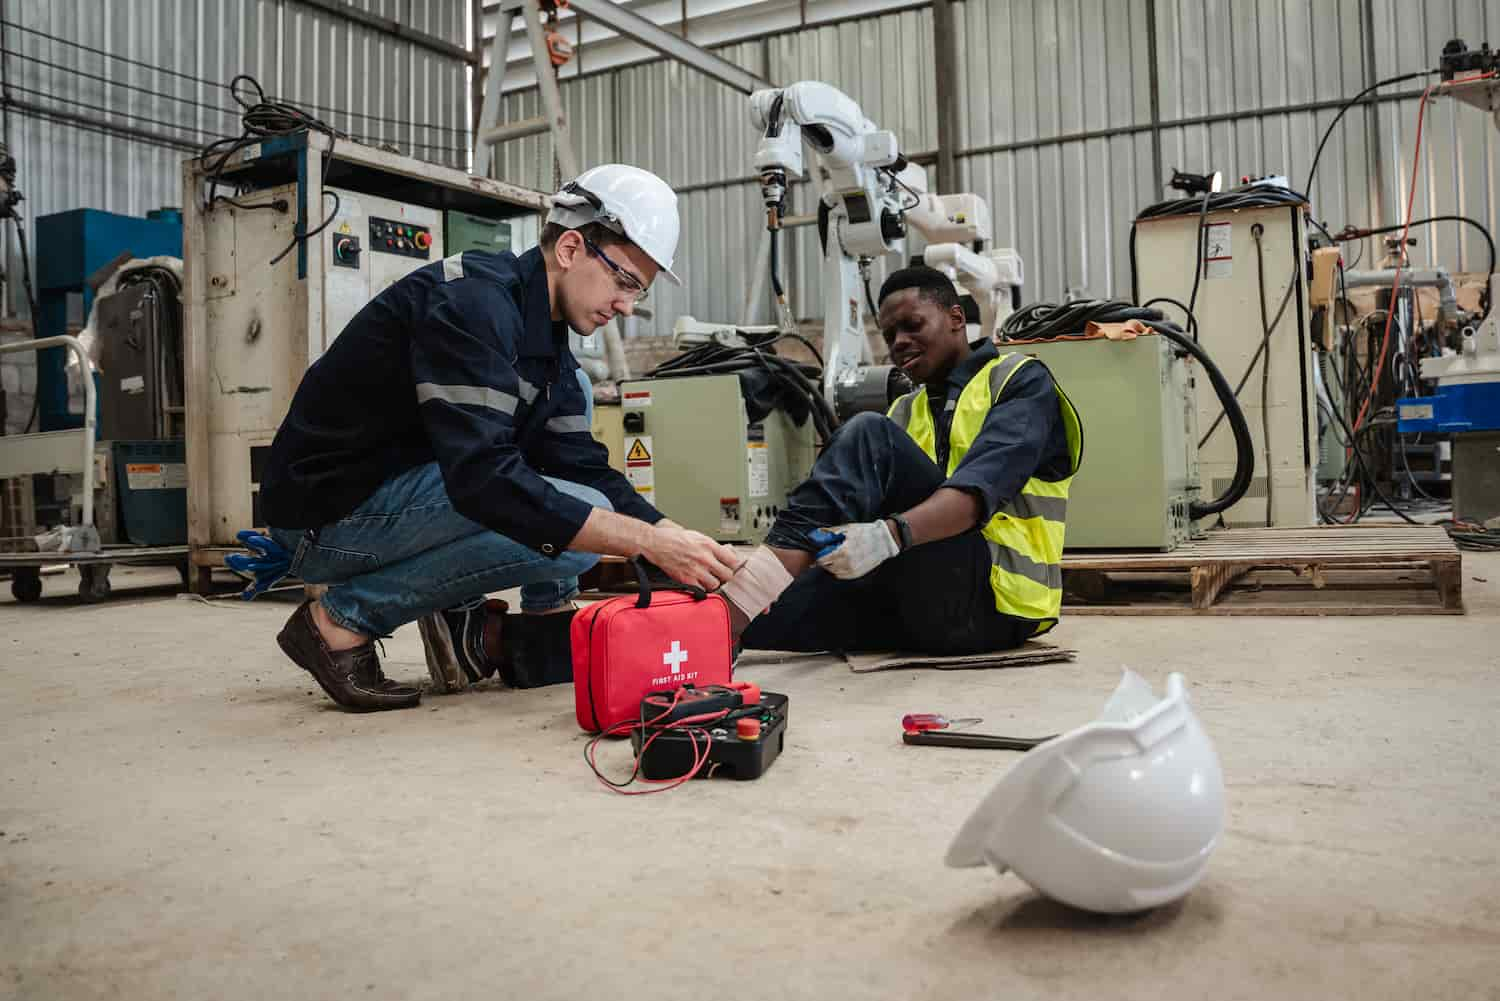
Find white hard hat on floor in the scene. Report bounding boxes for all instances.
[946,670,1224,914]
[548,164,682,285]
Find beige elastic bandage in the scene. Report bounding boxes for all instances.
[718,546,795,621]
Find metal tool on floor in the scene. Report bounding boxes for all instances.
[901,712,1056,750]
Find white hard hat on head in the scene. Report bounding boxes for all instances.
[548,163,682,285]
[946,670,1224,914]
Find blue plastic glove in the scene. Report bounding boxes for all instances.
[224,529,294,600]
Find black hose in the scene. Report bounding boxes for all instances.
[1000,300,1256,519]
[769,225,785,299]
[1147,321,1256,518]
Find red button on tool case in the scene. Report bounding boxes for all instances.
[573,563,734,734]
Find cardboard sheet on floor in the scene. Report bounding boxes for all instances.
[841,641,1075,674]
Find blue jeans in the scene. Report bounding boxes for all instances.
[271,369,604,637]
[271,462,609,637]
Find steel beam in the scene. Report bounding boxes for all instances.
[290,0,478,64]
[563,0,772,94]
[930,0,960,194]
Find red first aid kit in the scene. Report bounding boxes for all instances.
[573,561,734,733]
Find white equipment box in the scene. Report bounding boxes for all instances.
[198,186,444,536]
[1134,202,1317,527]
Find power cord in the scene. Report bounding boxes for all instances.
[1304,70,1437,194]
[196,75,338,267]
[584,687,732,795]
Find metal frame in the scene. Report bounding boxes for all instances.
[0,335,96,531]
[473,0,775,177]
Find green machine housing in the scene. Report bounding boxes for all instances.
[618,374,817,544]
[1016,334,1200,550]
[444,210,513,254]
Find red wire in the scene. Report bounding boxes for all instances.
[1340,71,1495,524]
[585,688,731,795]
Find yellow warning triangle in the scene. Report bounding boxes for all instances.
[626,439,651,462]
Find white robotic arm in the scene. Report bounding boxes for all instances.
[750,82,913,414]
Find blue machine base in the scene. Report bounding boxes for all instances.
[1398,381,1500,433]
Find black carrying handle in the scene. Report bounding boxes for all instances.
[632,557,707,608]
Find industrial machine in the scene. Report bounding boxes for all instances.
[1132,193,1318,528]
[181,133,547,586]
[1394,59,1500,524]
[617,366,817,545]
[443,209,538,256]
[35,208,182,431]
[1017,334,1200,550]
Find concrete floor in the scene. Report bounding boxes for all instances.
[2,556,1499,1001]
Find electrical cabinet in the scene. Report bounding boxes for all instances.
[1018,335,1200,550]
[617,374,817,544]
[197,185,444,534]
[182,134,549,575]
[1133,203,1317,527]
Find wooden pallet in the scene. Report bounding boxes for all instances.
[1062,525,1463,616]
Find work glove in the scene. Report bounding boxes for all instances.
[809,521,901,580]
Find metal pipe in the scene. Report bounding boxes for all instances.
[477,114,551,146]
[1342,268,1460,325]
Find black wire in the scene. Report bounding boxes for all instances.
[2,81,224,140]
[0,48,243,119]
[0,98,199,152]
[1134,182,1309,221]
[645,336,836,443]
[1304,70,1436,195]
[1196,254,1298,449]
[199,75,342,268]
[1186,187,1211,342]
[0,19,472,138]
[1253,226,1274,527]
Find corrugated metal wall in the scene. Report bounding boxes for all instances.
[489,0,1499,337]
[1,0,472,316]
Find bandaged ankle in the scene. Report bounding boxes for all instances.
[718,546,795,621]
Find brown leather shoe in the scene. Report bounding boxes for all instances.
[276,601,421,712]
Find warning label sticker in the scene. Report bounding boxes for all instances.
[1204,222,1232,279]
[747,442,769,498]
[720,497,741,534]
[622,390,653,408]
[126,462,187,491]
[625,435,654,499]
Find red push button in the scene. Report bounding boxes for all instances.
[736,718,761,741]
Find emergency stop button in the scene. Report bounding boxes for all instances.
[413,231,432,251]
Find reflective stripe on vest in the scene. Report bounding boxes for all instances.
[886,351,1084,632]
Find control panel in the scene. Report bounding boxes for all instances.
[369,216,433,258]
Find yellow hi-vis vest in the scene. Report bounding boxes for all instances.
[886,351,1083,633]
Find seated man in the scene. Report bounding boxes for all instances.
[260,164,741,712]
[721,265,1082,655]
